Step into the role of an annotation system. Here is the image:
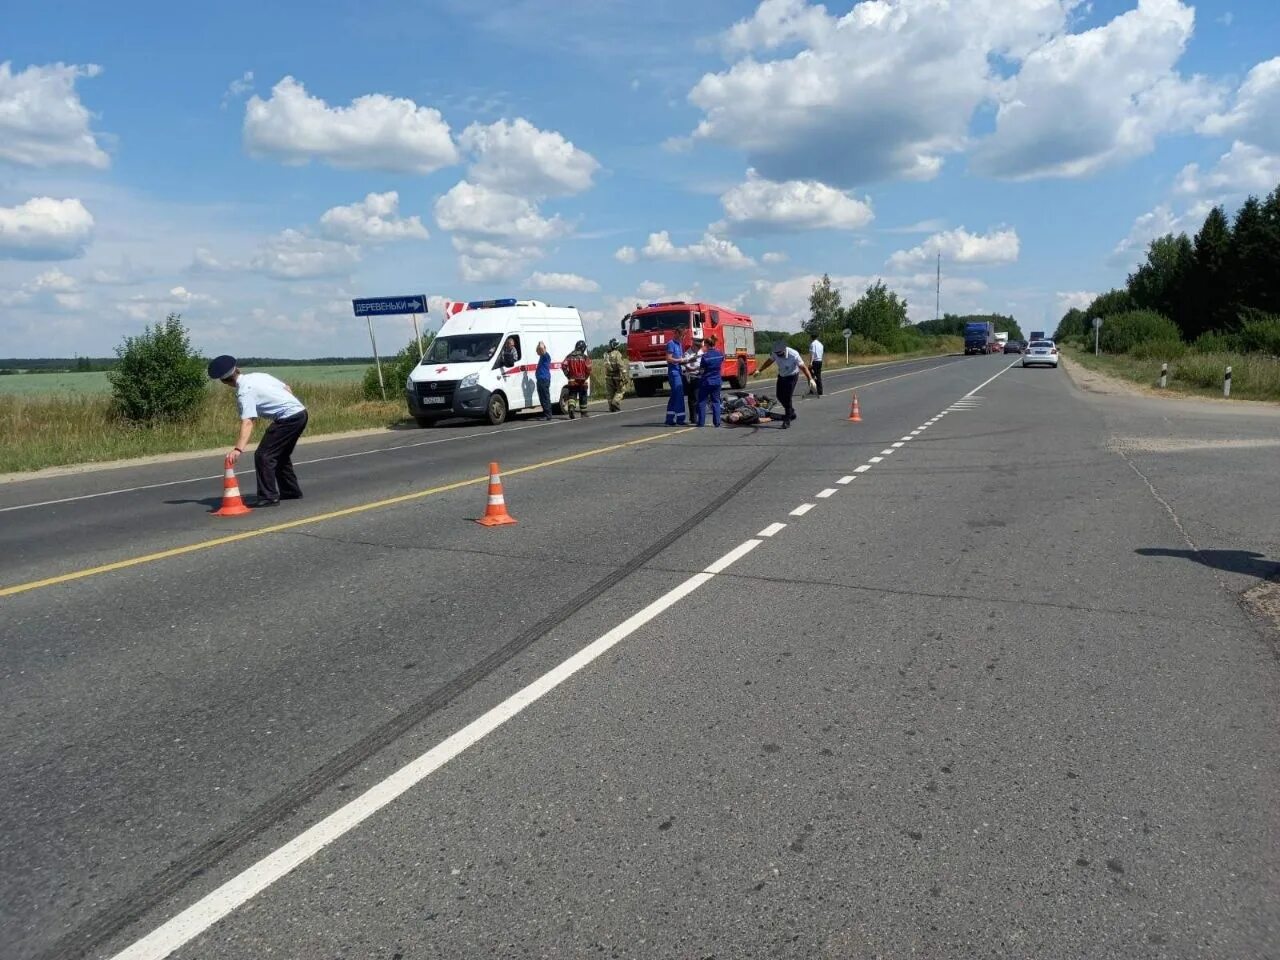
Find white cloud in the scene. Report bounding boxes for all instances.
[741,270,990,329]
[459,118,599,197]
[689,0,1075,186]
[715,169,873,232]
[318,191,429,243]
[243,76,459,173]
[974,0,1221,179]
[0,267,83,308]
[0,197,95,260]
[887,226,1020,269]
[526,271,600,292]
[248,228,361,279]
[762,251,789,264]
[1200,56,1280,151]
[451,237,542,283]
[0,61,109,168]
[619,230,755,270]
[434,180,569,245]
[221,70,254,108]
[115,285,218,321]
[1175,141,1280,197]
[1055,291,1096,315]
[1109,200,1211,267]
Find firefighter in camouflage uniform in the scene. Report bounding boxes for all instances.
[603,339,631,412]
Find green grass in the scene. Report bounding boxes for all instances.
[0,364,368,396]
[1066,345,1280,402]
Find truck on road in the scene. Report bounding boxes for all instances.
[964,320,996,355]
[622,301,756,395]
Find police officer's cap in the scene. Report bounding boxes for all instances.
[207,355,237,380]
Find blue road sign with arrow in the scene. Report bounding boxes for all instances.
[352,295,428,317]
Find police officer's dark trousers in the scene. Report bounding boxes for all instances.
[810,360,823,395]
[775,374,799,427]
[255,410,308,502]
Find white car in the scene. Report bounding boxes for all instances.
[1022,339,1059,368]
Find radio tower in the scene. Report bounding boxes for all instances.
[935,251,941,321]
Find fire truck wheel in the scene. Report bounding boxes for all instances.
[486,392,509,425]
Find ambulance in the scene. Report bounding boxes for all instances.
[405,299,588,426]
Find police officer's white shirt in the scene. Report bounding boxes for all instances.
[236,372,306,421]
[810,340,824,362]
[773,346,803,377]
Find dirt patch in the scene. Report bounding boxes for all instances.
[1062,357,1151,397]
[1243,578,1280,634]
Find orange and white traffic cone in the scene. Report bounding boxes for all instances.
[475,461,517,527]
[212,456,253,517]
[847,393,862,423]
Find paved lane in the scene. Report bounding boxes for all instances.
[4,354,1277,959]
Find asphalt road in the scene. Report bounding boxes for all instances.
[2,353,1276,959]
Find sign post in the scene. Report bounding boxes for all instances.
[1092,316,1102,356]
[352,296,430,401]
[843,327,852,366]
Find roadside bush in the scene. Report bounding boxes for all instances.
[363,335,432,401]
[1098,310,1181,354]
[108,314,207,424]
[1171,353,1229,389]
[1191,331,1240,353]
[1237,316,1280,356]
[1128,339,1186,360]
[847,334,888,356]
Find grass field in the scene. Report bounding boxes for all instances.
[0,364,368,396]
[1065,346,1280,402]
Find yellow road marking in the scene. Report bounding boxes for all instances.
[1,429,692,598]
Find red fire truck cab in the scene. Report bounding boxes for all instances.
[621,301,757,396]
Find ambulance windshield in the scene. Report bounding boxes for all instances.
[424,333,503,364]
[629,310,690,334]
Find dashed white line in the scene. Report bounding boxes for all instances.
[879,449,895,455]
[854,465,871,473]
[837,476,856,485]
[757,522,787,538]
[816,488,837,499]
[899,436,914,442]
[789,503,815,516]
[869,456,883,463]
[891,442,905,448]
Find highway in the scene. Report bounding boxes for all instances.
[3,353,1277,959]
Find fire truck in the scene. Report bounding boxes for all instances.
[620,301,757,396]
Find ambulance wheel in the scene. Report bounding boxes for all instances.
[414,416,438,428]
[636,380,658,397]
[486,392,509,425]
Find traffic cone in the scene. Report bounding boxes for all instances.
[475,461,517,527]
[212,456,252,517]
[847,393,863,423]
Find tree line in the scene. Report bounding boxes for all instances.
[1054,183,1280,355]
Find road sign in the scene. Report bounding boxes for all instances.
[842,328,852,339]
[1092,316,1103,328]
[351,295,428,317]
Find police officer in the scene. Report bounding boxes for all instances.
[664,331,686,426]
[603,338,629,412]
[208,355,308,505]
[756,340,814,430]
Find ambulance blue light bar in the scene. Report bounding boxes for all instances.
[467,298,518,309]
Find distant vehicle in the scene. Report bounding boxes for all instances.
[1003,340,1025,354]
[964,320,995,355]
[1029,330,1045,341]
[987,340,1003,353]
[622,301,755,395]
[405,298,587,426]
[995,332,1009,346]
[1022,339,1059,368]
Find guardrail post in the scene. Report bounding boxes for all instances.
[1223,365,1232,398]
[1159,362,1167,389]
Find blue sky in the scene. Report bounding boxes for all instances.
[1,0,1277,357]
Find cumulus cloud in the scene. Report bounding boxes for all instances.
[973,0,1222,179]
[459,118,599,197]
[248,228,361,279]
[1175,141,1280,197]
[1109,200,1212,267]
[0,267,83,308]
[689,0,1074,186]
[1200,56,1280,152]
[0,197,95,260]
[244,76,458,173]
[1055,291,1096,315]
[434,180,569,244]
[741,270,989,329]
[887,226,1020,270]
[221,70,254,108]
[526,271,600,292]
[318,191,429,243]
[715,169,873,233]
[0,61,109,168]
[762,251,789,264]
[116,285,218,321]
[617,230,755,270]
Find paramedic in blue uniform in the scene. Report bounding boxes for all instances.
[696,335,724,427]
[664,331,687,425]
[208,355,308,505]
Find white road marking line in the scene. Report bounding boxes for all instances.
[911,430,923,435]
[881,448,896,454]
[869,456,883,463]
[837,476,855,485]
[757,522,787,538]
[891,442,905,448]
[899,436,913,442]
[854,465,871,473]
[789,503,815,516]
[816,488,837,499]
[961,361,1018,398]
[109,538,764,960]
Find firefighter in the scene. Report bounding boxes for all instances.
[562,339,593,419]
[603,338,629,412]
[664,331,686,426]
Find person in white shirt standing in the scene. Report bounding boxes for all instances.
[208,355,309,506]
[808,332,825,396]
[755,340,814,429]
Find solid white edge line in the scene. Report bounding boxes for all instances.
[837,476,855,485]
[757,522,786,538]
[111,539,767,960]
[816,488,837,499]
[789,503,815,516]
[961,360,1018,398]
[854,465,871,473]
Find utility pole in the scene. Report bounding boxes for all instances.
[935,252,941,321]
